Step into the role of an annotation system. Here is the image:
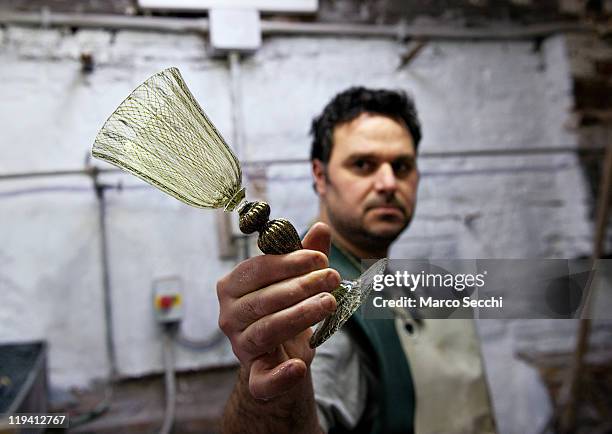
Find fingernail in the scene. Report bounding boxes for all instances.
[319,293,336,312]
[288,362,302,378]
[326,271,339,287]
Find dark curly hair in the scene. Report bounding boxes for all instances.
[310,87,421,163]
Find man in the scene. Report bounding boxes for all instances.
[217,88,495,433]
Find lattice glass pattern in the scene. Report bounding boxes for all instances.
[92,67,244,210]
[91,67,384,348]
[310,258,388,348]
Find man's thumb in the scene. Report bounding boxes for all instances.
[301,222,332,256]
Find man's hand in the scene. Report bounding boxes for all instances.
[217,222,340,400]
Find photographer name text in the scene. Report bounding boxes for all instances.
[372,295,503,308]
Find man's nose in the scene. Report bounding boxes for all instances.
[373,163,398,193]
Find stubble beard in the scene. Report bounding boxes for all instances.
[324,199,410,255]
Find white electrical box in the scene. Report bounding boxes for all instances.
[209,8,261,53]
[153,276,184,324]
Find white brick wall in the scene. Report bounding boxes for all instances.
[0,25,607,433]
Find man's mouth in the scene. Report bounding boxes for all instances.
[373,205,401,210]
[368,205,405,217]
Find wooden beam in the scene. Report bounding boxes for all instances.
[558,143,612,433]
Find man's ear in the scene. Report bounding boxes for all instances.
[312,159,327,196]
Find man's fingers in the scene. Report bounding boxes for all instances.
[237,293,337,357]
[231,268,341,329]
[249,354,308,400]
[217,222,332,300]
[219,249,328,298]
[302,222,332,256]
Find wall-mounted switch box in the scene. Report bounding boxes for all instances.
[209,8,261,54]
[153,276,184,324]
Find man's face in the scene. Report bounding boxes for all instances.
[314,112,419,249]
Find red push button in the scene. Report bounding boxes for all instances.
[159,295,174,310]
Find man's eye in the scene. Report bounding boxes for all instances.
[393,160,416,176]
[353,159,374,172]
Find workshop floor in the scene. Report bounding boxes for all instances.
[61,366,238,434]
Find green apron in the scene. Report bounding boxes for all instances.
[328,243,415,434]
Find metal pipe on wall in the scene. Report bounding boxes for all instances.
[214,50,245,260]
[227,50,252,260]
[0,11,209,34]
[228,51,245,160]
[90,168,119,380]
[0,144,607,182]
[0,10,598,40]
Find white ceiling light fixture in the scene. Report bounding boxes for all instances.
[138,0,318,14]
